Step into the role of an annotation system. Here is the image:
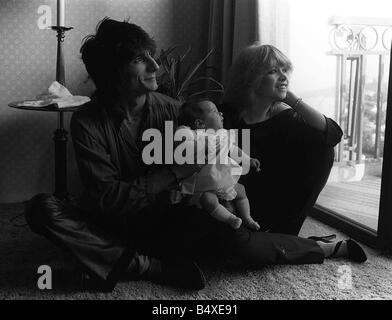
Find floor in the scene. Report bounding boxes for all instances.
[317,175,381,230]
[1,202,392,300]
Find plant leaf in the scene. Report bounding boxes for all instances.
[169,60,177,96]
[178,48,215,97]
[188,76,224,90]
[175,55,181,93]
[157,45,178,65]
[187,89,225,99]
[180,45,192,62]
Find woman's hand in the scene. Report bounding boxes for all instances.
[282,90,300,107]
[281,90,326,131]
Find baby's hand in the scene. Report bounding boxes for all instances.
[250,158,261,173]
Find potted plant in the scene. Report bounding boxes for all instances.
[156,45,224,102]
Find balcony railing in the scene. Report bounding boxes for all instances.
[328,17,392,163]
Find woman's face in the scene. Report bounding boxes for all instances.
[253,63,290,101]
[127,50,159,94]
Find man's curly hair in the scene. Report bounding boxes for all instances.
[80,17,156,101]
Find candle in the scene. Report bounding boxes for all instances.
[57,0,65,27]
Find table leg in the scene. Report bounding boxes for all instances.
[53,111,68,199]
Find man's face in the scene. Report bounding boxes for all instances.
[127,50,159,94]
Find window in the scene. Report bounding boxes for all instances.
[283,0,392,248]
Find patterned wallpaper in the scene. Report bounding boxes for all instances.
[0,0,210,202]
[173,0,210,66]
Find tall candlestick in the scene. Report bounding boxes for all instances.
[57,0,65,27]
[48,1,73,199]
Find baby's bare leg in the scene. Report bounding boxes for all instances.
[200,192,242,229]
[234,183,260,231]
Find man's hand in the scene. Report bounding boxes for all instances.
[250,158,261,173]
[170,164,203,181]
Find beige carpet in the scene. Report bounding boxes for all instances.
[1,203,392,300]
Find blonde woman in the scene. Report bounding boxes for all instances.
[223,43,366,262]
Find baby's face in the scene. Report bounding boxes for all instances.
[199,101,224,130]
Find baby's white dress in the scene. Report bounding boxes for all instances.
[176,126,243,202]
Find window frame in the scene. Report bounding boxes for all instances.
[311,46,392,250]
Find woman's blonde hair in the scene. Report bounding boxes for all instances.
[223,43,293,116]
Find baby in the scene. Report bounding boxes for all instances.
[173,100,261,230]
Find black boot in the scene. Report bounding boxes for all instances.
[144,258,206,290]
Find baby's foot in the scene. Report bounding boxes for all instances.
[229,217,242,229]
[243,218,260,231]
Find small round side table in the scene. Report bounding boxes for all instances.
[8,102,83,199]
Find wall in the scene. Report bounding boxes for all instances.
[0,0,192,202]
[173,0,210,65]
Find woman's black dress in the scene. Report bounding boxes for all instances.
[225,106,343,235]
